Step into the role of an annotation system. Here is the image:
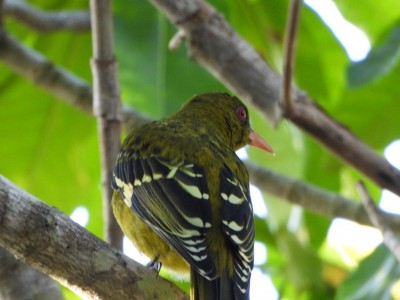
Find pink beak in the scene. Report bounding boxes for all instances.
[248,130,274,154]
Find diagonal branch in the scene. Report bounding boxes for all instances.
[3,0,90,32]
[0,176,188,300]
[357,181,400,261]
[147,0,400,197]
[287,96,400,196]
[0,30,151,126]
[246,161,400,231]
[0,32,93,112]
[0,246,64,300]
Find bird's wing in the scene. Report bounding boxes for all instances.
[112,154,217,280]
[220,164,254,300]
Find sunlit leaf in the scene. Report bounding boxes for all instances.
[335,0,400,42]
[336,244,400,300]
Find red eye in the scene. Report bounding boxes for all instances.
[236,106,247,121]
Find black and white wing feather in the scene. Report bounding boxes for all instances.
[220,164,254,300]
[112,154,217,280]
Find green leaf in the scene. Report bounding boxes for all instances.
[223,0,289,69]
[0,1,101,236]
[113,0,225,119]
[334,60,400,149]
[335,0,400,42]
[336,244,400,300]
[295,6,348,106]
[254,216,276,248]
[270,229,331,299]
[301,136,341,248]
[348,26,400,87]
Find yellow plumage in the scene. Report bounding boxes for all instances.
[111,93,273,299]
[112,190,190,274]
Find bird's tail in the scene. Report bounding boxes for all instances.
[190,268,234,300]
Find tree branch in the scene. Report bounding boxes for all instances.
[3,0,90,32]
[287,96,400,196]
[90,0,123,249]
[0,247,64,300]
[282,0,302,113]
[246,161,400,230]
[0,176,188,300]
[147,0,400,197]
[0,30,151,125]
[0,32,93,112]
[357,181,400,261]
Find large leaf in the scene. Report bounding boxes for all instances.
[0,1,102,236]
[113,0,225,118]
[336,244,400,300]
[295,6,348,106]
[335,61,400,150]
[223,0,289,70]
[301,136,342,247]
[335,0,400,43]
[348,25,400,87]
[269,229,332,299]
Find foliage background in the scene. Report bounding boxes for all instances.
[1,0,400,299]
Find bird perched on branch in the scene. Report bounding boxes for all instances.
[111,93,273,300]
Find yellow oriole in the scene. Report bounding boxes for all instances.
[112,93,273,299]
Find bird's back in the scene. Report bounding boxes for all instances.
[113,95,255,300]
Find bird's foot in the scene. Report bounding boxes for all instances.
[147,255,162,276]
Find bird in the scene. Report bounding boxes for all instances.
[111,92,273,300]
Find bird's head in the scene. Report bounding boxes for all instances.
[178,93,274,154]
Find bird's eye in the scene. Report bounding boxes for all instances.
[236,106,247,121]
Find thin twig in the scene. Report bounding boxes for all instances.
[356,181,400,262]
[282,0,302,114]
[90,0,123,249]
[4,0,90,32]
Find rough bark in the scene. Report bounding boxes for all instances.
[0,176,188,300]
